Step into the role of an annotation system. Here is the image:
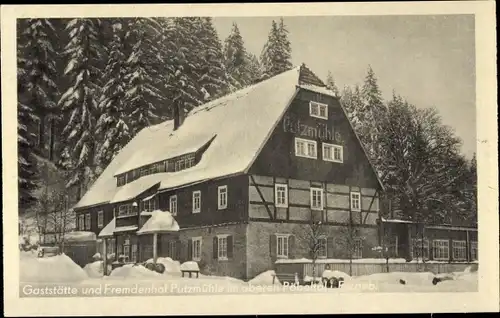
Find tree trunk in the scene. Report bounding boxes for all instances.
[312,258,316,284]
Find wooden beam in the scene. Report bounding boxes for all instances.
[250,175,274,219]
[363,189,378,224]
[153,233,158,264]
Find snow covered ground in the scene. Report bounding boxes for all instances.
[19,251,478,297]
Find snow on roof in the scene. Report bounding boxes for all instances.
[76,67,301,208]
[109,173,164,204]
[381,218,415,224]
[64,231,96,242]
[137,210,180,235]
[298,84,338,98]
[114,225,138,233]
[98,218,115,238]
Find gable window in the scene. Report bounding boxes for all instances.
[470,241,478,261]
[310,188,323,210]
[350,191,361,212]
[452,240,467,261]
[142,197,157,212]
[323,143,343,163]
[295,138,317,159]
[192,191,201,213]
[192,237,202,261]
[275,184,288,208]
[433,240,450,261]
[309,101,328,119]
[78,214,85,231]
[410,238,430,260]
[353,238,363,258]
[97,211,104,228]
[85,213,91,230]
[169,195,178,216]
[218,186,228,210]
[318,237,327,258]
[217,235,229,260]
[276,234,290,258]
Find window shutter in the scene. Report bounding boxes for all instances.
[213,237,218,259]
[288,235,296,259]
[270,235,277,261]
[227,236,233,258]
[187,239,192,260]
[176,240,181,261]
[327,237,335,258]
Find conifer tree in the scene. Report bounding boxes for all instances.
[58,18,104,188]
[246,53,262,84]
[223,23,251,88]
[340,85,364,133]
[326,71,340,97]
[260,18,293,79]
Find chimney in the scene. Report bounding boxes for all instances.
[173,104,185,131]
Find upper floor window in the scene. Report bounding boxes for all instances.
[275,184,288,208]
[142,196,157,212]
[323,143,343,163]
[85,213,91,230]
[295,138,317,159]
[310,188,324,210]
[192,191,201,213]
[149,164,158,175]
[169,195,178,216]
[309,101,328,119]
[117,175,126,187]
[175,154,196,172]
[140,167,149,177]
[350,191,361,212]
[97,210,104,228]
[218,185,228,210]
[78,214,85,231]
[118,204,135,217]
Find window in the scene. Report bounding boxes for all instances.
[410,238,430,260]
[140,167,148,177]
[192,191,201,213]
[322,143,343,163]
[142,197,157,212]
[318,237,327,258]
[295,138,317,159]
[276,234,289,258]
[108,238,115,255]
[218,186,228,210]
[169,195,178,216]
[123,241,130,262]
[353,238,363,259]
[217,235,228,260]
[350,191,361,212]
[452,240,467,261]
[433,240,450,261]
[149,164,158,175]
[175,159,185,172]
[275,184,288,208]
[118,204,134,217]
[309,101,328,119]
[117,175,126,186]
[131,244,138,263]
[470,241,478,261]
[158,162,166,173]
[192,237,202,261]
[97,211,104,228]
[78,214,85,231]
[85,213,91,230]
[187,156,195,168]
[310,188,323,210]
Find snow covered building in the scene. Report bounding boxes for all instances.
[72,65,475,280]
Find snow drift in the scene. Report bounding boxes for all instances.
[20,251,88,283]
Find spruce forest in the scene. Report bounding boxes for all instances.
[17,17,477,228]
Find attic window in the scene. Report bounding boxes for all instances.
[309,101,328,120]
[117,175,126,187]
[174,154,196,172]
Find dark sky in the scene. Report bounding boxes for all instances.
[213,15,476,158]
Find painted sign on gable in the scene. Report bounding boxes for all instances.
[282,115,343,143]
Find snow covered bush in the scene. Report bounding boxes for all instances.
[92,252,102,261]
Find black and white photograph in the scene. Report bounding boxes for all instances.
[2,2,498,315]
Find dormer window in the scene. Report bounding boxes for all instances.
[140,167,149,177]
[117,174,126,187]
[174,154,196,172]
[309,101,328,120]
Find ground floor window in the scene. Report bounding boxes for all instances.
[411,238,430,260]
[131,244,138,263]
[433,240,450,261]
[277,234,289,258]
[353,238,363,259]
[78,214,84,231]
[106,238,116,257]
[452,240,467,261]
[168,241,177,259]
[470,241,478,261]
[217,235,228,260]
[317,237,327,258]
[192,237,202,261]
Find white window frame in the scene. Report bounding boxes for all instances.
[410,238,430,260]
[275,184,288,208]
[142,197,157,212]
[97,210,104,228]
[169,195,178,216]
[350,191,361,212]
[452,240,467,261]
[192,191,201,213]
[192,237,202,261]
[322,142,343,163]
[470,241,478,261]
[353,238,363,259]
[276,234,290,259]
[310,187,324,210]
[218,185,228,210]
[309,101,328,120]
[217,234,229,260]
[85,213,91,230]
[433,239,450,261]
[317,237,327,259]
[295,137,317,159]
[78,214,85,231]
[118,204,134,217]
